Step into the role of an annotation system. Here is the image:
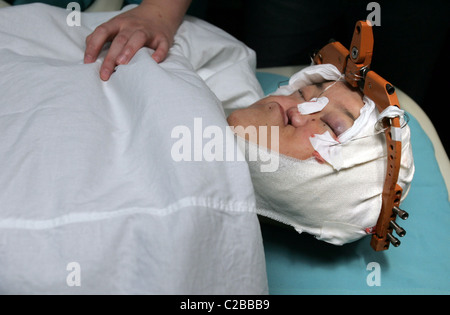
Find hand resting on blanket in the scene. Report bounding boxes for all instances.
[84,0,191,81]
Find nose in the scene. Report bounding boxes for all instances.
[287,107,308,127]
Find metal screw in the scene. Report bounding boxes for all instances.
[351,47,359,60]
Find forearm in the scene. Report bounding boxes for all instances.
[140,0,192,33]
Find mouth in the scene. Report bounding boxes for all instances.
[278,104,289,126]
[286,107,299,126]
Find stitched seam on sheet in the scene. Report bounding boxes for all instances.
[0,197,256,231]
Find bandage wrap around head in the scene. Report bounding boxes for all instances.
[248,64,415,245]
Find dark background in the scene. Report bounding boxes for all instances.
[189,0,449,155]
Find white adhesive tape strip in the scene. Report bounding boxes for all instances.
[391,127,402,142]
[297,97,329,115]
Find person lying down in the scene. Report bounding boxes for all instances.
[228,64,415,245]
[78,0,415,246]
[0,4,414,250]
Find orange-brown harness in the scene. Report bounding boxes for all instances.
[312,21,409,251]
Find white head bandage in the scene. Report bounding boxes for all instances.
[245,64,415,245]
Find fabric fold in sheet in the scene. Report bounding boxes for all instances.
[0,4,267,294]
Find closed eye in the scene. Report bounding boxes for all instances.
[321,117,349,137]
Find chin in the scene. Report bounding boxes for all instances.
[226,109,242,127]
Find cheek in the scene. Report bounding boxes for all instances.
[278,129,316,160]
[227,109,260,131]
[228,102,285,130]
[227,109,246,127]
[278,118,331,160]
[227,106,286,148]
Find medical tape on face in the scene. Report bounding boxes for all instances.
[310,131,343,171]
[297,97,329,115]
[308,98,378,171]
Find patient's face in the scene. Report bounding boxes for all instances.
[227,81,365,161]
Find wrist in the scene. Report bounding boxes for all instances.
[140,0,191,28]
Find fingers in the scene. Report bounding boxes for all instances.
[99,30,149,81]
[151,38,170,63]
[99,32,130,81]
[85,21,172,81]
[84,23,118,64]
[116,30,148,65]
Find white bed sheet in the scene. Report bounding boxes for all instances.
[0,4,267,294]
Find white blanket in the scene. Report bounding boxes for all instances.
[0,4,267,294]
